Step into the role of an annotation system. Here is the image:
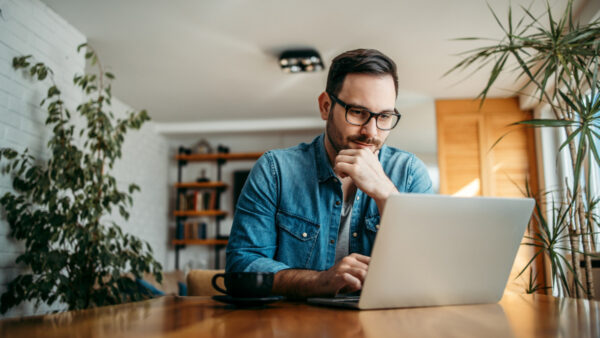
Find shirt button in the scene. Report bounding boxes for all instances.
[376,224,380,230]
[356,196,360,201]
[302,232,307,238]
[330,239,335,244]
[352,232,358,238]
[335,201,341,206]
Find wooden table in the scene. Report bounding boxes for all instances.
[1,293,599,337]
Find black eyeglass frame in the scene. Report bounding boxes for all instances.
[327,92,401,131]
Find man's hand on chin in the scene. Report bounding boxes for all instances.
[333,148,398,213]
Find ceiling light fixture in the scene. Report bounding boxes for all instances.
[279,49,324,73]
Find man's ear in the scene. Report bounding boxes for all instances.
[318,92,331,121]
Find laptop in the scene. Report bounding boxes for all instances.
[307,193,535,310]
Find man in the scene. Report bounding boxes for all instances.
[226,49,432,298]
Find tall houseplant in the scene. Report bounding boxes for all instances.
[447,1,599,298]
[0,44,162,313]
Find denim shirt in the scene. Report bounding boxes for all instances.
[225,134,433,273]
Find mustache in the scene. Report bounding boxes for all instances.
[348,135,381,147]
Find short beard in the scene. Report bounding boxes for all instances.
[326,109,343,154]
[326,108,382,154]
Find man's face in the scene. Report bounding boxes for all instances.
[322,73,396,155]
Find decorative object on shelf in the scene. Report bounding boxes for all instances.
[0,44,162,314]
[279,48,325,73]
[196,169,210,183]
[178,146,192,155]
[195,139,213,154]
[217,144,230,154]
[446,0,600,298]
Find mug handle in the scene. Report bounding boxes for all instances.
[211,273,228,294]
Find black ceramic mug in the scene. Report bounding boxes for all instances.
[211,272,274,298]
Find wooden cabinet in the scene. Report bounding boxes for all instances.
[173,152,262,269]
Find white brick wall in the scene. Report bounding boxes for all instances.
[108,97,169,273]
[0,0,168,318]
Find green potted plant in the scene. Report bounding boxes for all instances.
[0,44,162,313]
[447,0,599,298]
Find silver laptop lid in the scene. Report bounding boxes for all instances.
[358,193,534,310]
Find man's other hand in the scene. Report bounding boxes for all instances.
[317,253,371,295]
[272,253,371,298]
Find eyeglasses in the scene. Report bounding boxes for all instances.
[327,92,401,131]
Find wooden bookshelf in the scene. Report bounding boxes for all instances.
[174,210,227,217]
[172,239,228,246]
[173,150,262,269]
[175,182,228,189]
[175,152,263,162]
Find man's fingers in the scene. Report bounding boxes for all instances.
[337,149,381,174]
[337,149,369,158]
[344,267,367,282]
[337,149,358,155]
[350,253,371,264]
[340,259,368,271]
[341,272,362,290]
[333,162,354,177]
[338,254,370,279]
[334,154,357,164]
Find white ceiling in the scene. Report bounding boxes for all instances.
[41,0,591,128]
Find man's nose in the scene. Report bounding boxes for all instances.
[361,116,378,138]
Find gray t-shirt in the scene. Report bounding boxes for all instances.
[334,192,355,263]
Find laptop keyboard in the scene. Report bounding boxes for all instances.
[330,296,360,303]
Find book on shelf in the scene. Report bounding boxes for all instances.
[192,221,207,239]
[186,192,195,211]
[198,222,207,239]
[203,191,211,210]
[178,221,208,240]
[178,192,196,211]
[178,190,219,212]
[178,192,187,211]
[192,221,199,239]
[184,221,192,239]
[194,191,204,211]
[185,221,201,240]
[176,222,184,240]
[208,190,217,210]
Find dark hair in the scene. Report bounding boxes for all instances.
[326,49,398,97]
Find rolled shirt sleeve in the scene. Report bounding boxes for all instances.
[225,152,290,273]
[407,154,434,194]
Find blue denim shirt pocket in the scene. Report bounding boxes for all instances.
[275,210,320,268]
[363,215,381,250]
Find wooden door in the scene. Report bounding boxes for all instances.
[436,97,544,294]
[437,98,538,197]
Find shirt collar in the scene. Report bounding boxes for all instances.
[314,133,337,183]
